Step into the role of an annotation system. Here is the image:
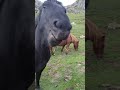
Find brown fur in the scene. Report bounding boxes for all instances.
[85,18,106,58]
[50,33,79,55]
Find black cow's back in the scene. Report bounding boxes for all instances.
[0,0,35,90]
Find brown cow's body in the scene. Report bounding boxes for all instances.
[85,18,105,58]
[50,33,79,55]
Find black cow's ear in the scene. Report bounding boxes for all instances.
[56,1,62,5]
[47,0,57,2]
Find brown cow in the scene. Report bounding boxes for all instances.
[50,33,79,55]
[85,18,106,58]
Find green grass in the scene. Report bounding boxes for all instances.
[86,0,120,90]
[40,13,85,90]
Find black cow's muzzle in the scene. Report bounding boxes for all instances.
[57,31,70,40]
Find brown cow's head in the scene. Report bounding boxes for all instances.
[94,32,105,58]
[74,41,79,51]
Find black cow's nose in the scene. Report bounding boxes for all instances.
[53,19,72,30]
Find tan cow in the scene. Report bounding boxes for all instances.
[50,33,79,55]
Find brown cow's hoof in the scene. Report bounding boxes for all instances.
[96,54,104,59]
[65,52,68,55]
[96,56,104,60]
[68,49,70,51]
[51,53,55,56]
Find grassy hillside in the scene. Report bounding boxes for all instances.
[40,13,85,90]
[86,0,120,90]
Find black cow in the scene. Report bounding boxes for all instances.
[35,0,72,89]
[0,0,34,90]
[85,0,90,9]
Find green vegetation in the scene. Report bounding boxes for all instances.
[86,0,120,90]
[40,13,85,90]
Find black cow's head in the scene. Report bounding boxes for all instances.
[36,0,72,46]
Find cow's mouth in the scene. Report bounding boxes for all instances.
[50,30,62,42]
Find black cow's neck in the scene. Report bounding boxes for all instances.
[38,26,49,47]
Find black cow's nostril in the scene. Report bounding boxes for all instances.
[53,20,58,27]
[53,19,63,29]
[53,19,72,30]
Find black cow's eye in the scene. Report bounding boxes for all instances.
[64,8,66,13]
[43,6,46,9]
[65,10,66,13]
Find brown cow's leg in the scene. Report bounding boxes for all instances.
[66,43,70,51]
[93,42,99,58]
[93,42,102,58]
[52,47,55,55]
[51,47,55,55]
[61,45,65,52]
[49,46,55,55]
[65,43,70,54]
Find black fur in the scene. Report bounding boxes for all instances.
[0,0,35,90]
